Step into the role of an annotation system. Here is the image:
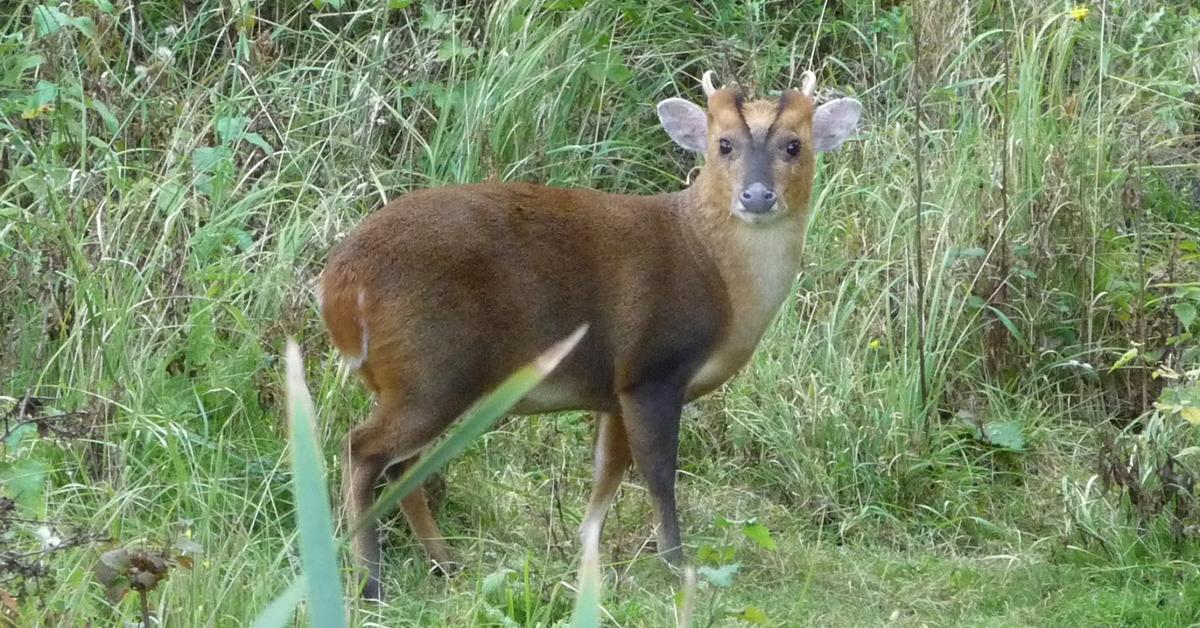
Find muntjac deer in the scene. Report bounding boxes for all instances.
[319,70,861,600]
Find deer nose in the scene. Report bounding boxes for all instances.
[739,183,777,213]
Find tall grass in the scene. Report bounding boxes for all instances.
[2,0,1198,625]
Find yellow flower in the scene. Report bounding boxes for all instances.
[1070,5,1089,21]
[868,339,881,350]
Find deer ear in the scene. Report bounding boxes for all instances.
[657,98,707,153]
[812,98,862,153]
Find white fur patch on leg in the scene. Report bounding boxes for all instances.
[340,288,370,371]
[579,508,606,563]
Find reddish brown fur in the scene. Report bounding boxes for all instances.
[321,85,823,601]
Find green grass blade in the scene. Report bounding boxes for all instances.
[284,339,346,628]
[355,324,589,536]
[569,547,602,628]
[250,578,306,628]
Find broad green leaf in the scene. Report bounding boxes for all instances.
[420,4,449,31]
[215,116,250,145]
[481,567,515,597]
[742,522,777,551]
[1173,302,1197,329]
[33,5,70,37]
[283,340,346,628]
[244,132,274,154]
[8,53,44,81]
[185,303,216,368]
[698,563,740,588]
[22,81,59,119]
[70,16,97,38]
[981,421,1025,451]
[4,420,37,450]
[192,146,232,173]
[85,0,115,13]
[388,0,413,8]
[156,182,187,216]
[586,51,633,84]
[91,99,118,135]
[4,456,47,514]
[1182,406,1200,426]
[436,38,476,62]
[31,80,58,107]
[191,146,234,199]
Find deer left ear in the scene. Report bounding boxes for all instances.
[812,98,862,153]
[657,98,707,153]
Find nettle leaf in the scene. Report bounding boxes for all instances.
[698,563,740,588]
[741,522,777,551]
[481,567,515,598]
[215,116,250,145]
[6,53,44,83]
[436,38,476,62]
[981,421,1025,451]
[191,146,234,198]
[243,132,274,154]
[193,145,231,173]
[420,4,449,31]
[85,0,115,14]
[586,51,633,85]
[71,16,97,38]
[156,182,187,216]
[1173,302,1197,329]
[91,98,119,135]
[28,80,58,107]
[33,5,71,37]
[4,420,37,450]
[185,302,216,369]
[3,456,48,514]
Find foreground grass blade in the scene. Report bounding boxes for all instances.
[569,546,601,628]
[279,340,346,628]
[355,324,589,535]
[254,325,588,624]
[250,578,306,628]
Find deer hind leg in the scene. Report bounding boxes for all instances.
[342,400,452,601]
[580,412,632,562]
[383,457,457,576]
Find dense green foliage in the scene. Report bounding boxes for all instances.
[2,0,1198,625]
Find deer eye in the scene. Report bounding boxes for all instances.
[718,138,732,155]
[786,140,801,156]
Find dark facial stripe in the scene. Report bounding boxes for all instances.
[766,89,800,142]
[743,140,774,189]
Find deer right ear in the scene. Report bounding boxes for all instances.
[657,98,707,153]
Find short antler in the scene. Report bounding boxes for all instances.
[799,71,816,97]
[701,70,719,98]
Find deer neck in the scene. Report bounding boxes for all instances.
[673,174,808,394]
